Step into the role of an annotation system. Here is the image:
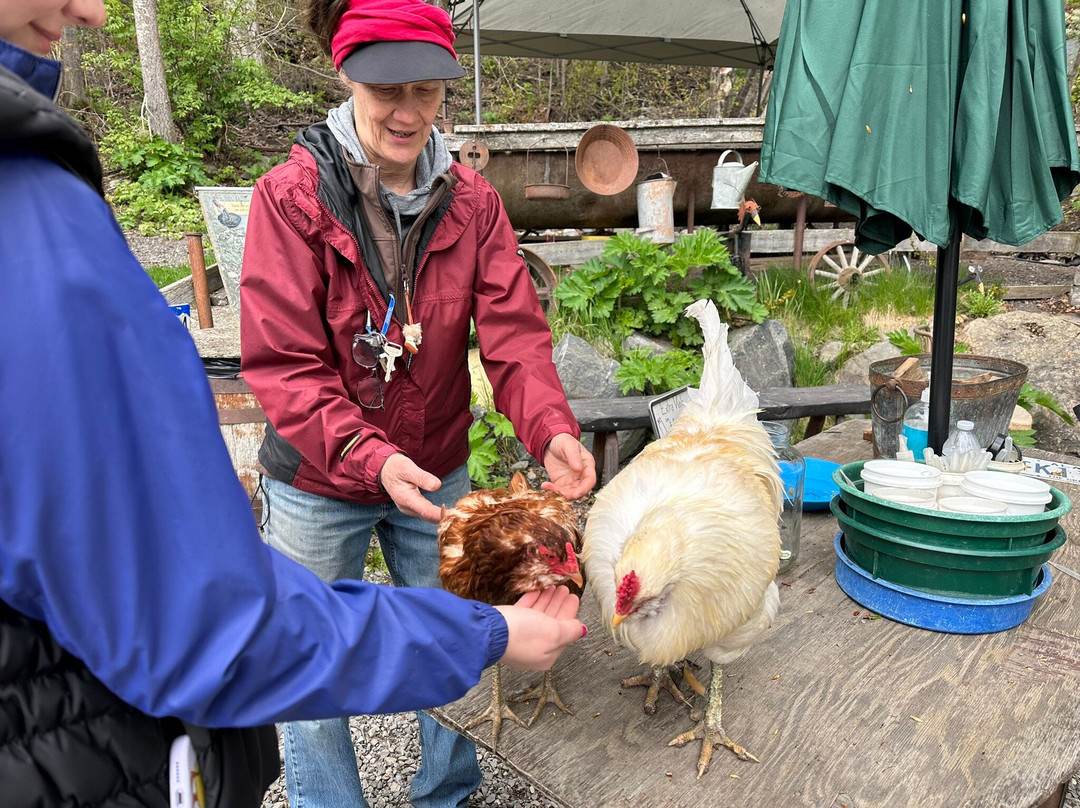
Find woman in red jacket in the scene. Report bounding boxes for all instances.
[239,1,596,806]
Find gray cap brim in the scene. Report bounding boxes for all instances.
[340,41,466,84]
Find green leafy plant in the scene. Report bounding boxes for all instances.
[107,180,205,236]
[615,348,703,395]
[553,229,766,347]
[1008,428,1038,448]
[1017,382,1075,425]
[885,329,970,356]
[958,284,1007,318]
[467,408,516,488]
[885,328,923,356]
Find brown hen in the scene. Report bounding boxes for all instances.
[438,471,583,750]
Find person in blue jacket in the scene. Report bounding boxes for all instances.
[0,1,585,804]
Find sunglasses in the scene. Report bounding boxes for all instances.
[352,332,385,410]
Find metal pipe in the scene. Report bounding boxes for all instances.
[792,194,807,271]
[928,223,961,452]
[185,232,214,330]
[472,0,481,128]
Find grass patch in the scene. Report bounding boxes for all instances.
[756,265,936,357]
[146,263,191,289]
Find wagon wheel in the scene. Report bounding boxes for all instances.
[520,247,558,312]
[807,240,891,307]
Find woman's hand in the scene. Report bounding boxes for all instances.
[541,433,596,500]
[495,586,586,671]
[379,453,443,523]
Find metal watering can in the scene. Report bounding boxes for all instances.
[710,150,758,209]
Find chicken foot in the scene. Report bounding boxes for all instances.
[511,670,574,726]
[621,664,695,716]
[668,663,760,779]
[463,664,527,752]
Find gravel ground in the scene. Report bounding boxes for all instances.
[127,233,1079,807]
[259,713,558,808]
[125,233,190,267]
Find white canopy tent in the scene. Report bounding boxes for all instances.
[449,0,787,123]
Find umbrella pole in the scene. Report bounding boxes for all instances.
[928,224,961,452]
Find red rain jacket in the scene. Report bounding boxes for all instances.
[240,131,578,503]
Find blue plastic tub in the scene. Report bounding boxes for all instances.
[833,532,1052,634]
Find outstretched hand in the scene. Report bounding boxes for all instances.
[379,453,442,523]
[495,586,586,671]
[541,433,596,500]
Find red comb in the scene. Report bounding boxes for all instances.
[615,570,640,615]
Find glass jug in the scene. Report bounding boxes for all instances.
[762,421,805,574]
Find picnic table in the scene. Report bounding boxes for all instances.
[434,418,1080,808]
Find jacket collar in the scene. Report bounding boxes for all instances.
[0,38,62,100]
[0,38,104,195]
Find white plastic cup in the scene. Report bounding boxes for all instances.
[960,470,1052,516]
[937,471,966,500]
[861,459,942,495]
[937,496,1009,516]
[871,487,939,510]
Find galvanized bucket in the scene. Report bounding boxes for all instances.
[868,355,1028,459]
[636,174,677,243]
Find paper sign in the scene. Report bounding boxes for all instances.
[195,186,254,316]
[648,385,692,439]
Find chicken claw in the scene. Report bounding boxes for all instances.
[463,665,527,752]
[621,664,694,715]
[512,670,573,726]
[668,663,759,778]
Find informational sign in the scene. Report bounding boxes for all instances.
[1022,458,1080,486]
[648,385,692,439]
[195,186,254,315]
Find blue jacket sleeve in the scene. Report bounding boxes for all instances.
[0,155,507,727]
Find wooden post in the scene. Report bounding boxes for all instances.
[686,188,695,234]
[185,232,214,329]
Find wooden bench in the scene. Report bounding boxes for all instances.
[568,383,872,487]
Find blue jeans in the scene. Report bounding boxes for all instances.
[263,466,480,808]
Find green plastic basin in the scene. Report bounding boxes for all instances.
[830,497,1066,599]
[833,460,1071,545]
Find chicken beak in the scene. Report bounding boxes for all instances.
[751,211,762,227]
[611,612,626,629]
[569,572,584,588]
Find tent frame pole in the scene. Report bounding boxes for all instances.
[928,223,961,452]
[472,0,482,128]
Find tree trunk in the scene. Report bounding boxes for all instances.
[228,0,263,66]
[708,67,733,118]
[132,0,179,142]
[59,27,88,109]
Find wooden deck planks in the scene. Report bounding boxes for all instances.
[434,420,1080,808]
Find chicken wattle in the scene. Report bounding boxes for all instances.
[437,471,584,749]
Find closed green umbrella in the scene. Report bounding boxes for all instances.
[760,0,1080,448]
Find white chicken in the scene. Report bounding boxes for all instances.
[581,299,782,778]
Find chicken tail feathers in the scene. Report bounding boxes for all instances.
[683,300,759,423]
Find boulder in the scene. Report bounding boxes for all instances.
[836,340,902,387]
[960,311,1079,457]
[553,334,649,462]
[622,333,675,357]
[727,319,795,390]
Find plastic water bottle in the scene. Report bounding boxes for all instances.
[942,419,981,457]
[762,421,805,575]
[901,387,930,457]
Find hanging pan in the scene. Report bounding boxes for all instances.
[525,138,571,200]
